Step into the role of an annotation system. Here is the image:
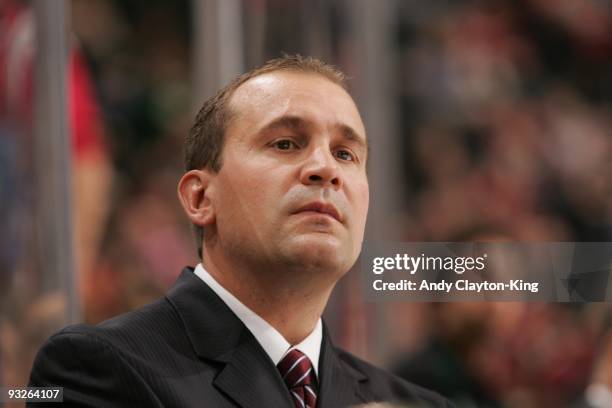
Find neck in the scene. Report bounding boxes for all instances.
[202,251,335,345]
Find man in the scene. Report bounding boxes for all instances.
[29,55,452,407]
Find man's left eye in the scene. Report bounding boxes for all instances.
[335,150,355,161]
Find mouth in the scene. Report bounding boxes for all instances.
[292,201,342,223]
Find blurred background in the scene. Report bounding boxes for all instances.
[1,0,611,407]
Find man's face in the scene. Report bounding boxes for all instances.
[209,71,369,279]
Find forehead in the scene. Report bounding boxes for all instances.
[226,71,366,141]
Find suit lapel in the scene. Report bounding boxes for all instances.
[166,268,293,408]
[213,330,293,407]
[317,324,369,408]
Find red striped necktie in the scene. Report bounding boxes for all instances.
[277,349,318,408]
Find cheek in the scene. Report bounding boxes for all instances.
[218,169,280,221]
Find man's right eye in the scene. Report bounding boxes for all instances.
[272,140,298,150]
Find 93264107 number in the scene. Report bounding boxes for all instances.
[2,387,63,402]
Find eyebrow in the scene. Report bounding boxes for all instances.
[259,115,368,151]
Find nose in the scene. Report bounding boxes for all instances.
[299,146,342,189]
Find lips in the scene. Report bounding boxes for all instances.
[293,201,342,223]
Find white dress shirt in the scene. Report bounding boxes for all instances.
[193,263,322,375]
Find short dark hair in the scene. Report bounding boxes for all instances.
[185,55,348,259]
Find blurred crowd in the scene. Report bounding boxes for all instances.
[1,0,611,407]
[389,1,612,407]
[395,0,612,245]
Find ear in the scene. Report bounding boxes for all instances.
[177,169,216,228]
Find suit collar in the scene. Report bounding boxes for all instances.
[165,267,242,360]
[166,267,293,407]
[316,322,370,407]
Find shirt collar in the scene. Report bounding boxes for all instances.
[193,263,322,375]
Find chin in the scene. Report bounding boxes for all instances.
[281,234,354,274]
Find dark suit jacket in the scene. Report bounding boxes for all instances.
[29,267,452,407]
